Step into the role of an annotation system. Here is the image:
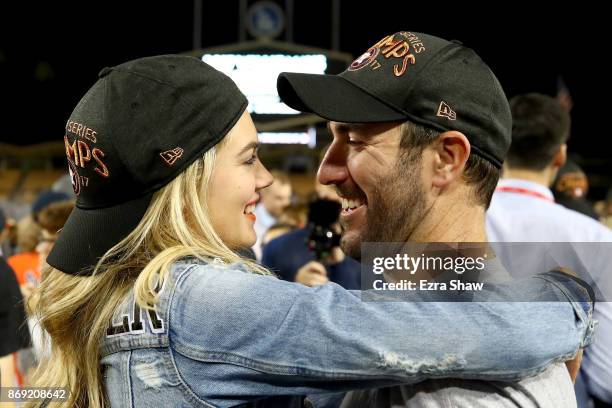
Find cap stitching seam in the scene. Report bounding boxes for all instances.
[101,76,123,183]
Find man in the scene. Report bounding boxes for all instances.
[486,93,612,407]
[252,169,292,260]
[277,31,587,406]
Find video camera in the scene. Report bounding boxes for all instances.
[306,199,342,261]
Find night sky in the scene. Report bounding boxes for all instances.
[0,1,606,189]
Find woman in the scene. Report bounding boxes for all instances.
[29,55,592,407]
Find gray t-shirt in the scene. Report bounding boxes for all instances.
[339,355,575,407]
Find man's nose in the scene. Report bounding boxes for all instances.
[317,145,348,186]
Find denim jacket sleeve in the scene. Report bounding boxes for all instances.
[167,262,594,402]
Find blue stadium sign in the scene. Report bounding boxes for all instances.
[247,1,285,40]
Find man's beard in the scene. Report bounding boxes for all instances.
[341,157,426,260]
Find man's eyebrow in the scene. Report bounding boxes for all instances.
[238,141,259,155]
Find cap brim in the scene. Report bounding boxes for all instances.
[46,193,153,275]
[277,72,406,123]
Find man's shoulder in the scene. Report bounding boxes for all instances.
[488,192,612,241]
[555,204,612,237]
[544,203,611,241]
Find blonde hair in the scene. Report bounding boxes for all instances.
[28,138,271,407]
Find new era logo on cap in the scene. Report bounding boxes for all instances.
[437,101,457,121]
[160,147,184,166]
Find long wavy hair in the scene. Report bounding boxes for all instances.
[28,135,271,407]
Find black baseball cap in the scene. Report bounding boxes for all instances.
[277,31,511,167]
[47,55,247,276]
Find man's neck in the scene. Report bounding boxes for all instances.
[502,167,553,188]
[393,196,490,282]
[409,194,488,243]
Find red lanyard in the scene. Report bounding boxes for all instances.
[495,186,554,202]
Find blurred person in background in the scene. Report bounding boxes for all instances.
[553,159,599,220]
[7,196,74,386]
[260,222,298,248]
[26,199,74,363]
[51,173,76,198]
[604,188,612,229]
[0,208,14,256]
[486,93,612,407]
[7,190,70,301]
[276,201,308,229]
[595,187,612,229]
[35,199,74,274]
[259,202,308,248]
[252,169,292,260]
[8,214,41,296]
[0,208,31,395]
[262,191,361,289]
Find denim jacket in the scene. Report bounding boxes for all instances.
[100,259,595,407]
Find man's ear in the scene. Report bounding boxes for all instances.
[552,143,567,170]
[431,131,471,189]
